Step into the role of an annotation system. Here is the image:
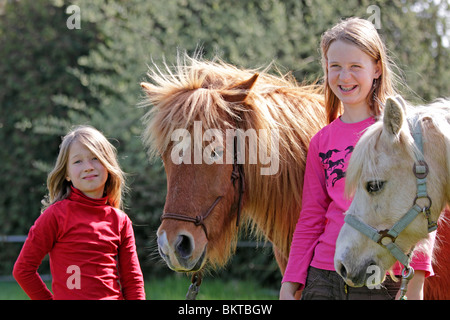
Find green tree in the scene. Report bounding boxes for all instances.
[0,0,101,274]
[0,0,99,234]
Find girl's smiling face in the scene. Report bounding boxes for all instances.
[66,139,109,199]
[327,40,381,112]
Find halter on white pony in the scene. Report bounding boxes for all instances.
[344,96,438,300]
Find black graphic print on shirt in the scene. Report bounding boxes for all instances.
[319,146,354,187]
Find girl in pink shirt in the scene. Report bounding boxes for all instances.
[280,18,434,300]
[13,125,146,300]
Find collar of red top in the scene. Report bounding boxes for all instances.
[69,186,108,207]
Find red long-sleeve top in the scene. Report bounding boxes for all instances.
[13,187,146,300]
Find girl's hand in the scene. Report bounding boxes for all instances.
[279,281,301,300]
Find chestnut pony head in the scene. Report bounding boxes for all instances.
[141,54,326,273]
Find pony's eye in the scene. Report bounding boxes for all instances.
[210,147,223,160]
[366,181,385,194]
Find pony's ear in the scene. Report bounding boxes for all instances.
[221,73,259,103]
[140,82,155,95]
[383,96,406,137]
[393,95,407,110]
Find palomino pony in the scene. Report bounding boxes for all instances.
[140,54,326,277]
[335,96,450,299]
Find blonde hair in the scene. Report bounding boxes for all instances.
[320,17,398,123]
[43,125,127,210]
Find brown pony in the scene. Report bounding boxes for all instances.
[140,54,326,274]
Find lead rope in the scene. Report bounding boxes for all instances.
[185,272,202,300]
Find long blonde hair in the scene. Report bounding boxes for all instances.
[43,125,127,210]
[320,17,398,123]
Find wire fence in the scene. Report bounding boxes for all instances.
[0,235,27,243]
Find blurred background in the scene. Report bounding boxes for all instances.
[0,0,448,299]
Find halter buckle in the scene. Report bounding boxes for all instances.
[422,206,438,232]
[413,160,429,179]
[377,230,396,246]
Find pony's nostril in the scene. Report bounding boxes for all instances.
[340,264,347,279]
[175,234,193,259]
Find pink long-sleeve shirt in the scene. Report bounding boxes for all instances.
[282,117,434,287]
[13,186,146,300]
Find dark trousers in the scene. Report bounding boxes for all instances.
[301,267,401,300]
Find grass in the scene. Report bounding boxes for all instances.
[0,281,32,300]
[0,274,278,300]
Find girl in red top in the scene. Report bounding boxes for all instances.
[13,125,146,300]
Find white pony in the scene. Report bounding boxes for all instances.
[335,96,450,289]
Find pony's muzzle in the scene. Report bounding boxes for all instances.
[335,258,377,287]
[335,259,362,287]
[157,230,207,272]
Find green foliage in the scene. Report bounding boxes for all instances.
[0,0,448,285]
[0,0,99,235]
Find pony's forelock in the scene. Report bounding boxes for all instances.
[345,121,383,198]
